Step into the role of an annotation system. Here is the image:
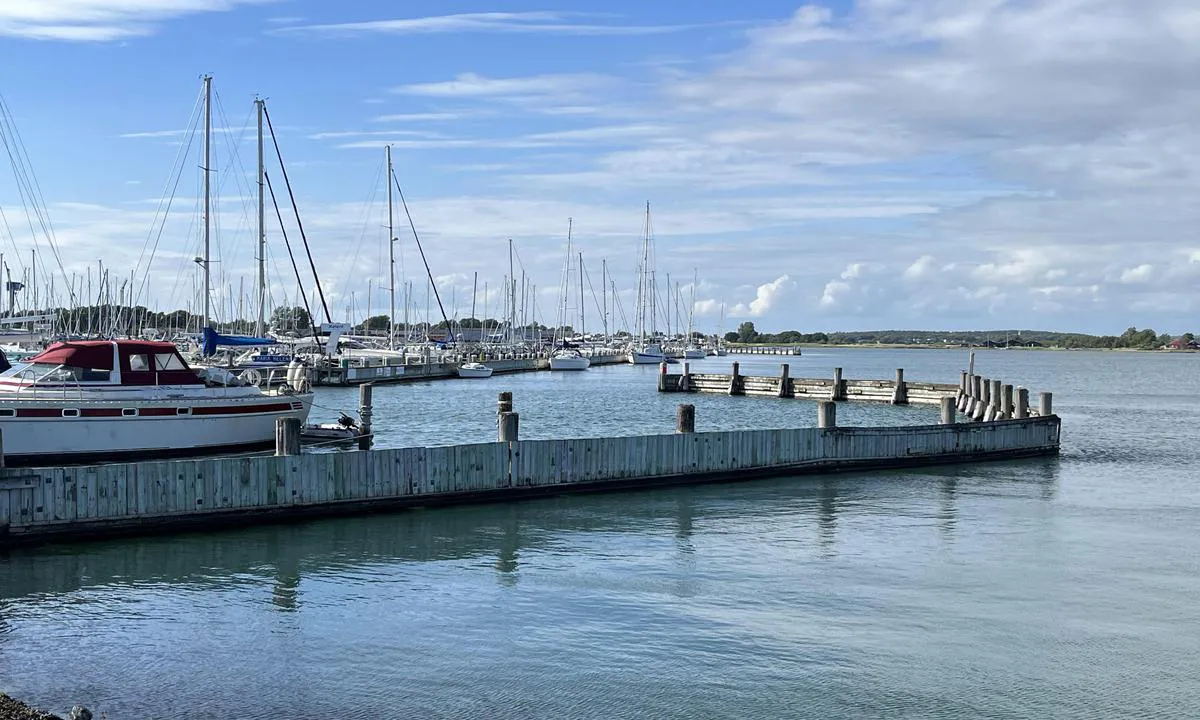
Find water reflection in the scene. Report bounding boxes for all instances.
[939,475,958,537]
[494,512,520,585]
[817,478,838,551]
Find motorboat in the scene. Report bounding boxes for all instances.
[683,346,706,360]
[302,413,361,443]
[549,348,590,371]
[627,343,665,365]
[0,339,312,465]
[458,362,494,378]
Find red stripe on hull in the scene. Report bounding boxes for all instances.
[81,408,124,417]
[191,402,294,416]
[15,408,63,418]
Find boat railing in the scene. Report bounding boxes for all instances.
[13,364,84,401]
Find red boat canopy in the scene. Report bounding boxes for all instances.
[28,340,202,385]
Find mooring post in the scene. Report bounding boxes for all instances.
[498,412,520,442]
[729,361,744,396]
[1039,392,1053,417]
[892,368,908,405]
[778,363,793,398]
[974,377,990,421]
[940,396,956,424]
[985,378,1002,421]
[276,417,301,456]
[657,361,668,392]
[681,362,691,392]
[1015,387,1029,419]
[676,403,696,433]
[357,382,374,450]
[497,391,513,415]
[832,367,846,401]
[1001,384,1014,419]
[817,400,837,428]
[958,372,971,413]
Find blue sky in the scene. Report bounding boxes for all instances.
[1,0,1198,334]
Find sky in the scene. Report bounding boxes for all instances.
[0,0,1198,335]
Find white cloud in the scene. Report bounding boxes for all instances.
[1120,264,1154,284]
[275,12,738,38]
[0,0,273,41]
[731,275,794,317]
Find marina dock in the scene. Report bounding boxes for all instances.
[306,350,627,386]
[0,368,1059,547]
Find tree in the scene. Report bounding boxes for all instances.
[1183,332,1195,344]
[362,314,389,332]
[1156,332,1173,348]
[270,306,311,332]
[737,321,758,343]
[724,331,739,343]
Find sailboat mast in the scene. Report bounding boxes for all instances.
[202,74,213,330]
[255,97,266,336]
[578,251,585,339]
[508,238,516,346]
[470,271,478,344]
[602,258,608,341]
[386,145,396,349]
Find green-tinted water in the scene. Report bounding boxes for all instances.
[2,349,1197,718]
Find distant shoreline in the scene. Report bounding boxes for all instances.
[726,343,1198,353]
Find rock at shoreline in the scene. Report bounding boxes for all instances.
[0,693,63,720]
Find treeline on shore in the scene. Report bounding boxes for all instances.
[725,323,1198,350]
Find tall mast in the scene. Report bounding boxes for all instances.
[254,97,266,336]
[578,251,585,339]
[470,271,478,344]
[602,258,608,341]
[202,74,213,330]
[386,145,396,349]
[508,238,516,346]
[30,247,35,312]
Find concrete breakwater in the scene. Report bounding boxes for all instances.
[0,381,1060,546]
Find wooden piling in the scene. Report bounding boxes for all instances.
[778,363,793,398]
[497,391,513,415]
[1015,388,1029,419]
[832,367,846,401]
[1001,384,1014,419]
[817,400,837,428]
[1039,392,1053,417]
[681,362,691,392]
[989,379,1003,420]
[892,368,908,405]
[676,404,696,433]
[940,396,956,424]
[498,412,520,442]
[657,362,668,392]
[958,373,971,413]
[969,376,983,419]
[357,383,374,450]
[729,361,745,396]
[275,417,301,456]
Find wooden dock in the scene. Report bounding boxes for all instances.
[309,351,627,386]
[725,345,803,355]
[0,377,1060,547]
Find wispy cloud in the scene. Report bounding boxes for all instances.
[393,73,613,100]
[0,0,274,42]
[274,11,739,38]
[370,112,475,123]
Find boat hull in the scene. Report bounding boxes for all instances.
[682,349,706,359]
[458,366,494,378]
[0,394,312,465]
[627,352,665,365]
[549,356,590,371]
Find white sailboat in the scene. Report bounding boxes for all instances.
[683,267,705,359]
[628,202,665,364]
[550,218,590,371]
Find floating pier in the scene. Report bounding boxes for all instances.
[0,367,1060,547]
[307,350,627,386]
[725,345,803,355]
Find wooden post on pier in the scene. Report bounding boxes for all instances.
[832,367,846,401]
[1014,387,1029,419]
[892,368,908,405]
[940,396,956,424]
[276,417,301,456]
[989,379,1003,421]
[729,361,745,396]
[1001,384,1014,419]
[498,412,520,442]
[658,362,668,392]
[778,363,793,398]
[676,404,695,433]
[958,373,971,413]
[974,377,990,421]
[497,391,513,415]
[681,362,691,392]
[357,383,374,450]
[1039,392,1053,417]
[817,400,837,428]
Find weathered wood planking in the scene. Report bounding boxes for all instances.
[663,371,958,405]
[0,417,1059,544]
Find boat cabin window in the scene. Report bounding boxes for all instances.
[128,354,150,372]
[1,362,112,383]
[155,353,187,371]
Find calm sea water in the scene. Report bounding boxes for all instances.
[2,349,1198,719]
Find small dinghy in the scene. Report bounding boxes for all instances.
[458,362,494,378]
[302,413,361,442]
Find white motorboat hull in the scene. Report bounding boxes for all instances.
[549,356,590,371]
[0,393,313,465]
[458,365,494,378]
[683,349,706,359]
[627,351,665,365]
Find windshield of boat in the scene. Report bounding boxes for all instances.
[0,362,112,383]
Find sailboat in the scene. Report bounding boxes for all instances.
[549,219,590,371]
[683,268,705,359]
[628,202,665,364]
